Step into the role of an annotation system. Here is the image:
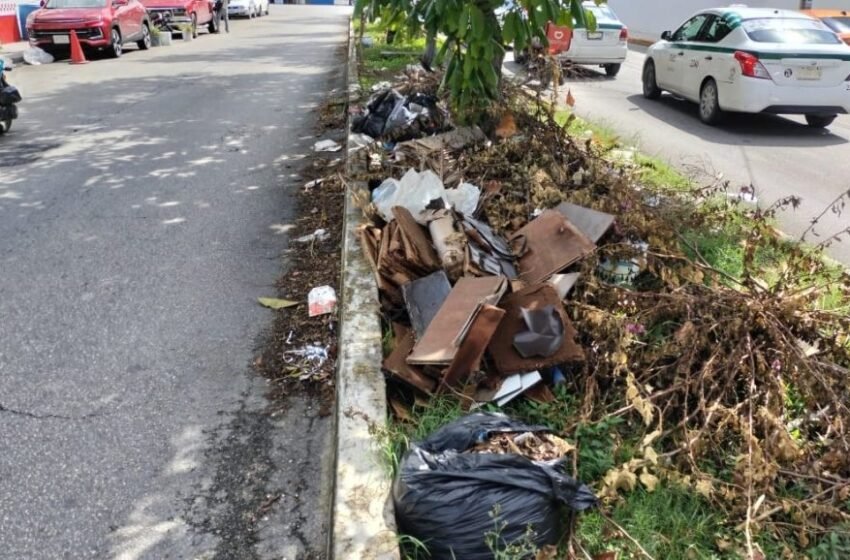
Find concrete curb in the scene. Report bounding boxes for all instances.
[330,18,400,560]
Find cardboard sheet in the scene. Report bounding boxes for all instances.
[383,324,437,394]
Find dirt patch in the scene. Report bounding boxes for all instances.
[254,97,348,415]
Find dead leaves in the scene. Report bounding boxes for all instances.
[257,297,299,310]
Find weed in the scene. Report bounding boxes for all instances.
[399,533,432,560]
[575,416,625,482]
[505,384,577,433]
[808,528,850,560]
[578,485,724,559]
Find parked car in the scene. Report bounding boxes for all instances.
[802,9,850,45]
[228,0,265,18]
[515,1,628,78]
[642,7,850,128]
[26,0,152,59]
[142,0,216,37]
[552,1,629,77]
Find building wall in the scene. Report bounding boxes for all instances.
[608,0,850,42]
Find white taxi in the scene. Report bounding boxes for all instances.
[642,6,850,128]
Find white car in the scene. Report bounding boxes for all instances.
[228,0,267,18]
[642,6,850,128]
[555,1,629,77]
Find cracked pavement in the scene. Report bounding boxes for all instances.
[0,6,349,559]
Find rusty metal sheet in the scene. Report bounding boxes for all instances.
[556,202,615,244]
[439,304,505,389]
[407,275,508,366]
[488,283,584,375]
[510,209,595,285]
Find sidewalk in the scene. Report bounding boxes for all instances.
[0,40,28,64]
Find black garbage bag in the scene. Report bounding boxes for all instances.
[352,89,406,139]
[393,412,598,559]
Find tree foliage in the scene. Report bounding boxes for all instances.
[355,0,598,113]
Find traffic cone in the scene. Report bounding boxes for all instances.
[70,30,89,65]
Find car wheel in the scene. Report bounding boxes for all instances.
[137,22,152,50]
[604,63,621,77]
[805,114,836,128]
[699,78,722,125]
[191,13,198,38]
[109,28,123,58]
[642,60,661,100]
[208,11,220,33]
[515,49,529,65]
[0,118,11,134]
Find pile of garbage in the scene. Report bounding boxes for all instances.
[352,68,451,145]
[357,145,625,407]
[350,70,850,553]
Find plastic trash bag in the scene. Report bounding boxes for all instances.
[393,412,598,560]
[445,182,481,217]
[372,168,448,224]
[23,47,54,66]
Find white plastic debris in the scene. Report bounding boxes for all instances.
[314,139,342,153]
[361,36,375,47]
[728,186,758,204]
[372,169,449,224]
[598,241,649,285]
[445,182,481,217]
[308,285,337,317]
[23,47,54,66]
[284,344,329,378]
[295,229,329,243]
[348,133,375,153]
[303,179,323,191]
[370,81,392,92]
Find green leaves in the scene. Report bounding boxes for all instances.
[358,0,588,115]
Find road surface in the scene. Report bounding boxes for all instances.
[0,6,350,559]
[508,48,850,266]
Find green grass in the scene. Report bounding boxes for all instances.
[357,20,430,90]
[578,485,727,560]
[555,109,692,191]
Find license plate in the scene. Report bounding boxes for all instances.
[53,34,70,45]
[586,31,603,40]
[795,66,822,81]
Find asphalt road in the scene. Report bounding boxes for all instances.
[0,6,350,559]
[508,48,850,266]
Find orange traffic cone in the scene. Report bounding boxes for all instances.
[70,30,89,65]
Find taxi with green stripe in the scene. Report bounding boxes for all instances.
[642,6,850,128]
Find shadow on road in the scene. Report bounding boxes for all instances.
[626,93,848,148]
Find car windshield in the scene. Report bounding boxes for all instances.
[822,16,850,34]
[586,4,617,21]
[46,0,108,7]
[743,17,841,44]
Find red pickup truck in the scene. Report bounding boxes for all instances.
[27,0,152,58]
[141,0,217,37]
